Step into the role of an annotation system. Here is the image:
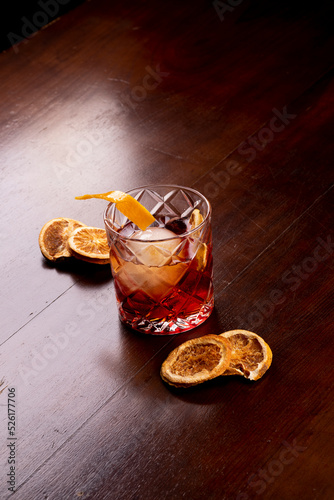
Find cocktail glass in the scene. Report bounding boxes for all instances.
[104,185,214,334]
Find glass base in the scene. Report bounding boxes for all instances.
[119,298,214,335]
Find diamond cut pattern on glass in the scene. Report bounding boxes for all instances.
[132,187,205,221]
[105,186,213,334]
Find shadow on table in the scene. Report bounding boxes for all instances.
[41,256,112,284]
[164,374,255,406]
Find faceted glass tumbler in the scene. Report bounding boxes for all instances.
[104,185,214,334]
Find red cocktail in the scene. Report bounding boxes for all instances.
[104,186,214,334]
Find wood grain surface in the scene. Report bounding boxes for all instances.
[0,0,333,499]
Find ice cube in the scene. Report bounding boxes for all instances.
[128,227,181,267]
[118,260,188,299]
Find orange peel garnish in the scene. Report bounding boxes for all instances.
[75,190,156,231]
[190,208,208,271]
[190,208,204,229]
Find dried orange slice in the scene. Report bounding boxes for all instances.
[75,190,156,231]
[68,227,110,265]
[161,335,231,387]
[220,330,272,381]
[39,218,86,262]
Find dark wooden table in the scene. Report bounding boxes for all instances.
[1,1,333,498]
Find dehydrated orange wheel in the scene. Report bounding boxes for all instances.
[75,190,156,231]
[161,335,231,387]
[68,227,110,265]
[39,218,86,262]
[220,330,272,381]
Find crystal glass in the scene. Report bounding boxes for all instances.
[104,185,214,334]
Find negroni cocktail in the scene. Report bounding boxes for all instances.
[104,186,214,334]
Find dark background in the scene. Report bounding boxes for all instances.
[0,0,86,51]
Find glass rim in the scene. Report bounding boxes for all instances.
[103,184,211,242]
